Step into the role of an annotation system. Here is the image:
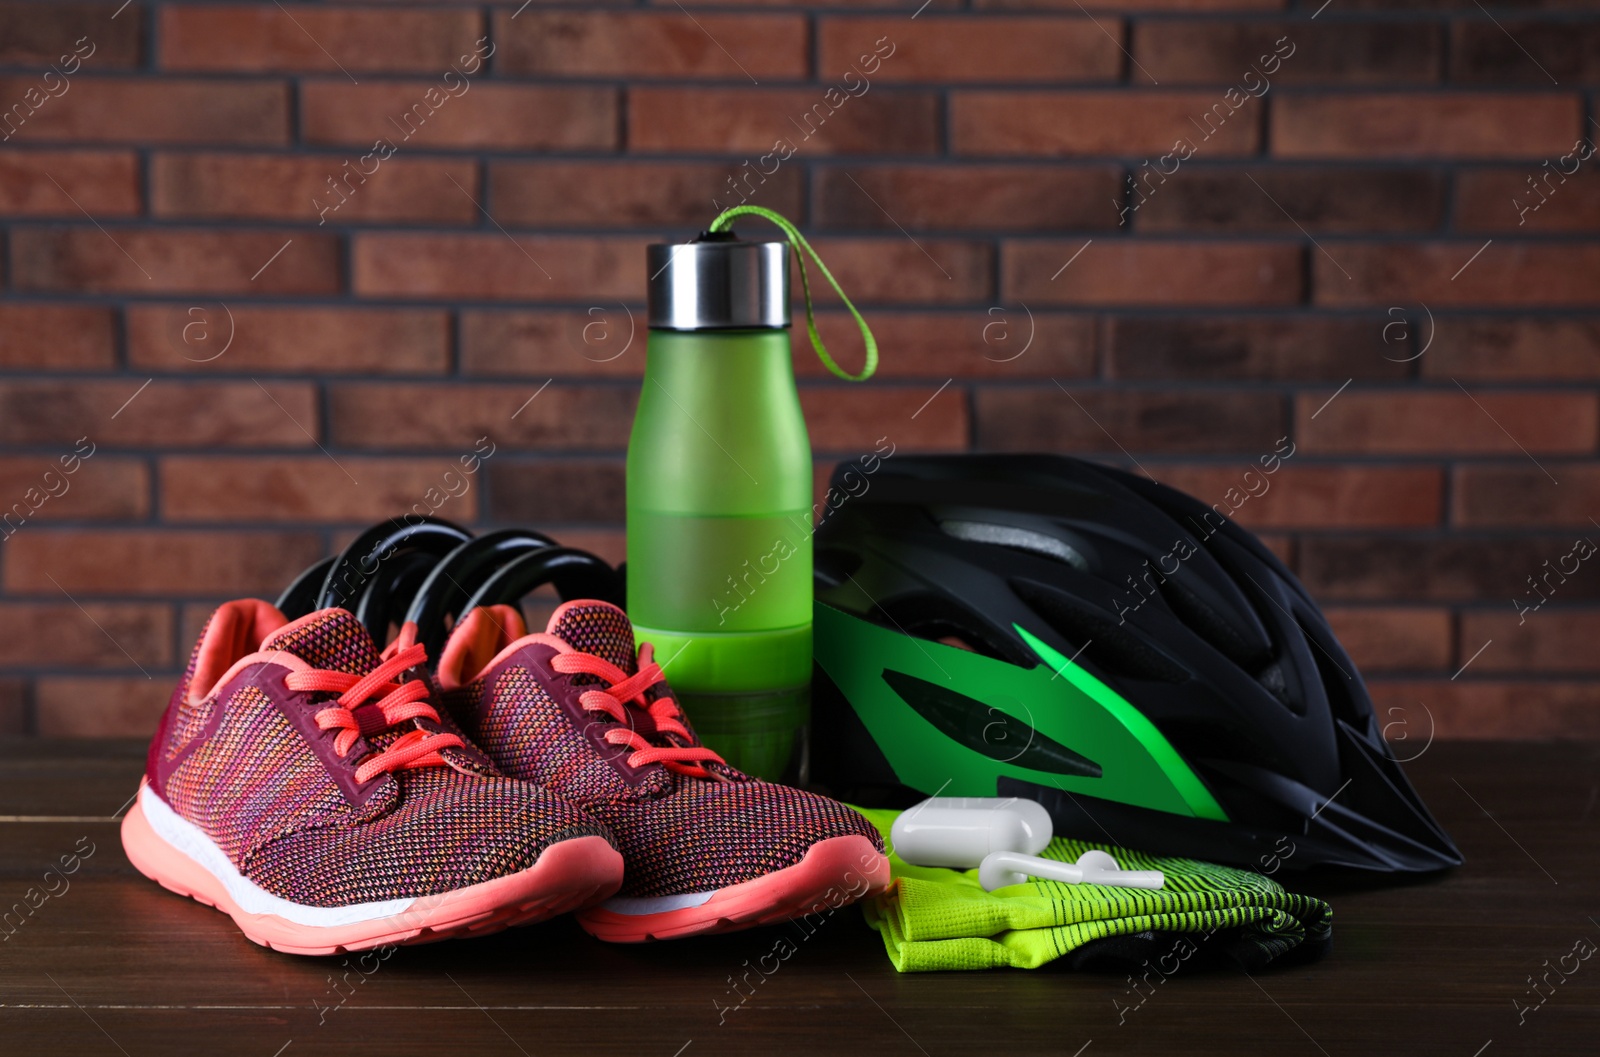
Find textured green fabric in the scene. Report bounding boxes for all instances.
[855,806,1333,973]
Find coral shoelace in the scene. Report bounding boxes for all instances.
[552,642,725,778]
[285,643,464,784]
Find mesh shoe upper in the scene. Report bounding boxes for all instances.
[439,600,885,899]
[151,604,612,908]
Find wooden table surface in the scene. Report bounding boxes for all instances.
[1,739,1596,1057]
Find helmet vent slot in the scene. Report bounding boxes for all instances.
[939,520,1091,570]
[1298,615,1363,726]
[1256,660,1291,702]
[814,546,863,589]
[880,594,1028,665]
[881,668,1104,779]
[1010,578,1189,685]
[1155,573,1274,671]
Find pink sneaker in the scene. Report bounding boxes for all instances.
[433,600,890,943]
[122,602,623,955]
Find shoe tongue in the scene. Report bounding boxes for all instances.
[546,601,637,675]
[262,608,383,676]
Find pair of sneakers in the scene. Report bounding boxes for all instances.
[122,598,888,955]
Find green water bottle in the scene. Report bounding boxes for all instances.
[627,207,876,782]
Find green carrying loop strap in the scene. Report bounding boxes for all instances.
[708,205,877,382]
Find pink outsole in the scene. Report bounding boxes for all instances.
[576,835,892,944]
[121,799,624,956]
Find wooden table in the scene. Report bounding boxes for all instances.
[2,739,1596,1057]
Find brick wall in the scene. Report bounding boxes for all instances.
[1,1,1597,738]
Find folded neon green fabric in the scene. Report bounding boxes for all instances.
[855,806,1332,973]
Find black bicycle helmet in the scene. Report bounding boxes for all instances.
[811,453,1461,874]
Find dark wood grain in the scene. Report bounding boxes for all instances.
[2,740,1597,1057]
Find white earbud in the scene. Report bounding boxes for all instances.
[978,849,1165,892]
[892,797,1165,892]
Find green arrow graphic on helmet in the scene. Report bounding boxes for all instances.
[813,601,1228,821]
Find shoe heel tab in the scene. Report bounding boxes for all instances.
[191,599,289,704]
[437,606,527,689]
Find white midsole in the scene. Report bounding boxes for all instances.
[140,785,415,928]
[601,890,715,915]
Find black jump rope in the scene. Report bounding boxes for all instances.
[276,516,625,658]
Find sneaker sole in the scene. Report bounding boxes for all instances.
[122,782,624,956]
[576,834,891,943]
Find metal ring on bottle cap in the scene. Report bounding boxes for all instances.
[646,238,789,331]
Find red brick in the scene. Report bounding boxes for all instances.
[364,233,988,305]
[1298,389,1596,455]
[0,678,24,734]
[1133,167,1443,233]
[1134,20,1440,85]
[0,151,140,217]
[12,228,340,296]
[1420,319,1600,381]
[819,17,1119,83]
[127,305,449,376]
[1451,465,1600,528]
[1153,465,1443,529]
[462,308,1094,381]
[953,91,1262,157]
[329,383,638,451]
[1299,536,1600,603]
[302,83,617,151]
[1451,21,1600,84]
[1003,240,1301,307]
[0,455,149,522]
[1315,243,1600,309]
[1273,93,1580,159]
[461,310,648,379]
[557,530,625,569]
[151,153,479,225]
[806,237,993,305]
[1456,166,1600,233]
[5,530,323,596]
[1460,610,1600,673]
[805,311,1096,379]
[658,0,937,5]
[354,233,645,301]
[977,389,1286,454]
[0,77,289,146]
[1324,607,1453,673]
[0,3,143,68]
[496,11,807,78]
[0,603,171,669]
[488,459,626,525]
[1367,680,1600,739]
[800,386,969,453]
[1340,0,1591,8]
[161,5,482,73]
[161,456,485,524]
[0,305,115,370]
[179,603,223,653]
[814,164,1123,231]
[0,380,318,449]
[628,87,939,155]
[488,161,802,228]
[1106,316,1407,381]
[976,0,1282,9]
[37,677,174,738]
